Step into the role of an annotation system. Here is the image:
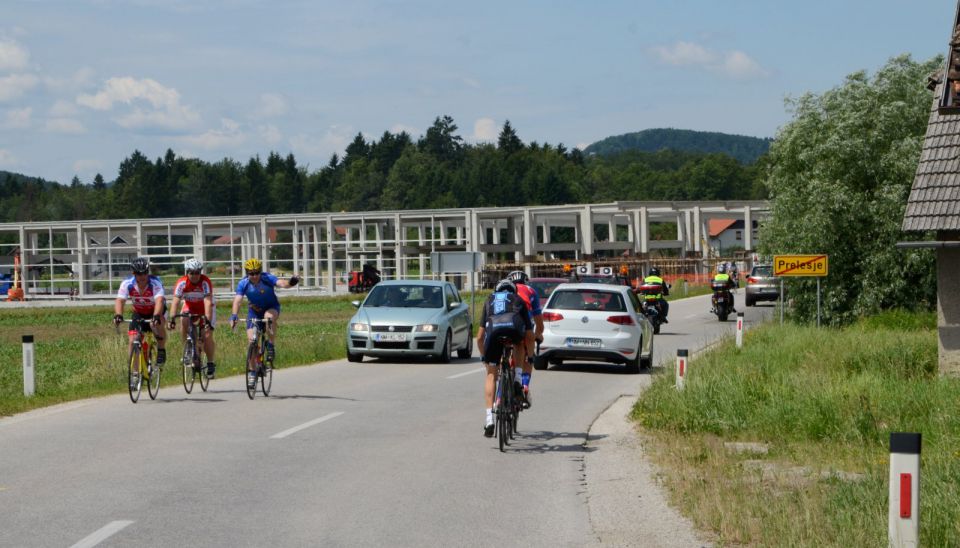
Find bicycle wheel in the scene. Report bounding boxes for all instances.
[128,344,142,404]
[245,340,260,400]
[147,344,161,400]
[196,326,209,392]
[260,359,272,397]
[496,376,508,452]
[182,336,195,394]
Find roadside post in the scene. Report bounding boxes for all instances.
[736,312,744,348]
[676,349,687,390]
[888,432,921,547]
[773,255,829,326]
[22,334,35,396]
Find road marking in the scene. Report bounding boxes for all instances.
[446,368,484,379]
[270,412,344,439]
[683,314,697,319]
[70,520,134,548]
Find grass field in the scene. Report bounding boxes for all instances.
[633,310,960,546]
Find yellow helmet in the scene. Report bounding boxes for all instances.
[244,258,262,271]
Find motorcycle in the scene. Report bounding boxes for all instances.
[711,281,733,321]
[637,283,666,334]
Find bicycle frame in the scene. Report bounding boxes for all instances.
[245,317,273,399]
[125,318,160,402]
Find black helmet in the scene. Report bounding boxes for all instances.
[507,270,528,284]
[648,267,660,277]
[131,257,149,274]
[495,279,517,293]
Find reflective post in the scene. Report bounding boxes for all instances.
[22,334,35,396]
[779,278,784,325]
[736,312,744,348]
[889,432,921,547]
[676,349,687,390]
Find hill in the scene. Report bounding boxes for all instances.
[583,128,772,164]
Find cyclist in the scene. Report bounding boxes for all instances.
[506,270,543,408]
[113,257,167,372]
[642,267,670,323]
[475,279,533,438]
[229,258,300,369]
[168,258,217,378]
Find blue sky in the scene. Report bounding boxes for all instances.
[0,0,955,184]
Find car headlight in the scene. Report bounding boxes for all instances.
[414,324,438,332]
[351,322,368,332]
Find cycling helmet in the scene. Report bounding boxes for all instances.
[507,270,528,284]
[494,279,516,293]
[131,257,149,274]
[184,258,203,273]
[244,258,262,272]
[648,267,661,277]
[717,263,727,274]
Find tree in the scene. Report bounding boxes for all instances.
[419,115,464,163]
[497,120,523,155]
[759,54,939,324]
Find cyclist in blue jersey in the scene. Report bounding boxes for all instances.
[229,258,300,362]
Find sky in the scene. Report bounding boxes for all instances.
[0,0,956,185]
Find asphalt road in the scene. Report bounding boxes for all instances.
[0,293,772,547]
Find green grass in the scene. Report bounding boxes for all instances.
[633,310,960,546]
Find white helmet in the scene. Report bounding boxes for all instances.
[184,258,203,273]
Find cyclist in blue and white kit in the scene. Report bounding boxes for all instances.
[229,258,299,367]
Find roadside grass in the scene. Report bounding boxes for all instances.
[632,310,960,546]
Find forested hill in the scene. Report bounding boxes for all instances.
[583,128,772,164]
[0,117,768,223]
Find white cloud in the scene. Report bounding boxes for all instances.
[49,100,78,117]
[0,73,39,102]
[45,67,95,92]
[253,93,287,119]
[389,123,420,137]
[77,76,199,129]
[290,125,354,158]
[0,39,29,71]
[0,148,17,167]
[3,107,31,128]
[179,117,245,149]
[260,124,282,145]
[45,118,85,134]
[650,41,768,80]
[472,117,497,141]
[72,159,102,175]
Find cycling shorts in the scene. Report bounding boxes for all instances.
[483,325,526,366]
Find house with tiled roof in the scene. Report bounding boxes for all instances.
[901,3,960,374]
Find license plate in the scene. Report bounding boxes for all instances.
[566,337,601,348]
[374,333,406,342]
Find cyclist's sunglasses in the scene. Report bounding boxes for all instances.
[246,270,262,276]
[133,270,148,276]
[187,269,202,275]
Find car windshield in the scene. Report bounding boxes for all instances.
[529,280,563,299]
[751,266,773,277]
[363,285,444,308]
[547,289,626,312]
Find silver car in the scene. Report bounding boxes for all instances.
[346,280,473,362]
[745,264,779,306]
[534,283,654,374]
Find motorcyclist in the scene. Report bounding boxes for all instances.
[712,263,736,313]
[642,267,670,323]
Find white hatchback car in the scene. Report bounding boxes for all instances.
[534,283,654,373]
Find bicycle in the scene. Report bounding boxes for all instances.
[172,312,210,394]
[119,317,162,403]
[494,336,522,452]
[244,317,273,399]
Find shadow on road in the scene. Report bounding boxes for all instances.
[499,430,607,454]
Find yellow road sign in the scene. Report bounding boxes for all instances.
[773,255,828,277]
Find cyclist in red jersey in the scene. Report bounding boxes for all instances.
[113,257,167,366]
[168,258,217,378]
[507,270,543,408]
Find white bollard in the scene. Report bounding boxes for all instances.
[736,312,744,348]
[889,432,921,547]
[676,349,687,390]
[22,334,35,397]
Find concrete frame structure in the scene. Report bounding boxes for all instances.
[0,200,769,298]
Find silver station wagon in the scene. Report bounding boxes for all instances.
[346,280,473,363]
[534,283,654,374]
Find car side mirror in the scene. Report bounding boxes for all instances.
[448,302,458,310]
[351,300,361,308]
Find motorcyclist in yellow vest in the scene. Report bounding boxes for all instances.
[642,267,670,323]
[712,263,736,312]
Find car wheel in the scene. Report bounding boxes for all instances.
[346,343,363,363]
[746,296,755,307]
[436,331,452,363]
[456,326,473,359]
[653,322,660,335]
[533,354,547,371]
[624,354,640,374]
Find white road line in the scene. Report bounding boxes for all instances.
[270,412,344,439]
[683,314,697,319]
[70,520,134,548]
[446,368,484,379]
